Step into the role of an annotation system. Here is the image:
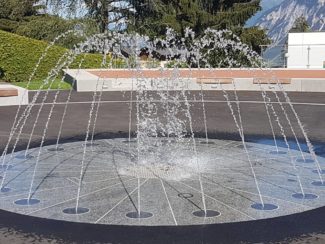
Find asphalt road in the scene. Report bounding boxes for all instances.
[1,90,325,154]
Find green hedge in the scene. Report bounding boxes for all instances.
[0,30,104,82]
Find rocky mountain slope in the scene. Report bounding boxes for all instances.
[255,0,325,44]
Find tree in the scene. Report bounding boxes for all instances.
[290,15,310,33]
[46,0,262,35]
[0,0,44,32]
[46,0,131,33]
[15,16,98,48]
[0,0,99,49]
[0,0,41,20]
[238,26,271,54]
[45,0,269,56]
[128,0,262,37]
[128,0,269,55]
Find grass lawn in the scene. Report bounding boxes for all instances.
[12,78,72,90]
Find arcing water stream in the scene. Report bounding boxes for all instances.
[0,28,324,225]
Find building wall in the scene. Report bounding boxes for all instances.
[287,32,325,69]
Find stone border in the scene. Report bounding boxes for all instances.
[64,69,325,92]
[0,84,28,106]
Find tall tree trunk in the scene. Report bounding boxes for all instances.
[99,0,109,33]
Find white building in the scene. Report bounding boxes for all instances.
[286,32,325,69]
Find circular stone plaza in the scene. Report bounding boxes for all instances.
[0,69,325,243]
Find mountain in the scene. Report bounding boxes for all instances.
[261,0,285,9]
[251,0,325,66]
[255,0,325,45]
[246,0,284,27]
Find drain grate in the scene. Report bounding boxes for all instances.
[126,211,153,219]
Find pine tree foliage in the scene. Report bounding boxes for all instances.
[127,0,269,54]
[290,15,310,33]
[46,0,131,33]
[46,0,261,36]
[4,0,270,56]
[128,0,261,37]
[0,0,41,20]
[0,0,45,32]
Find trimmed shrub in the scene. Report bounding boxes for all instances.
[0,18,18,32]
[0,30,104,82]
[14,16,99,49]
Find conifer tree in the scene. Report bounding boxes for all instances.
[0,0,44,32]
[47,0,131,33]
[46,0,270,55]
[290,15,310,33]
[128,0,261,37]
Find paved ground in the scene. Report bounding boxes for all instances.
[0,90,325,243]
[1,90,325,154]
[2,138,324,227]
